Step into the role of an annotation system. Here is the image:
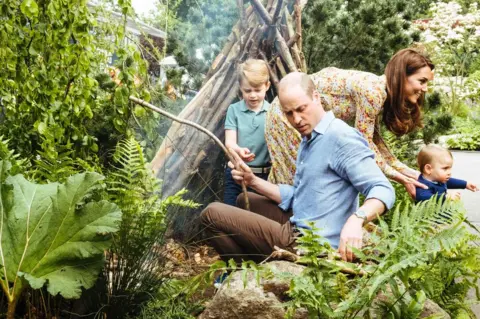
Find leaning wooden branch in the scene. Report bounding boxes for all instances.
[129,96,250,210]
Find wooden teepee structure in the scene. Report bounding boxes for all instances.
[150,0,307,198]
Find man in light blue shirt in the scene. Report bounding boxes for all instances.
[201,72,395,262]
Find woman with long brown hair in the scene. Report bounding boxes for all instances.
[266,48,434,197]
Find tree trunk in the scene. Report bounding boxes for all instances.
[150,0,306,199]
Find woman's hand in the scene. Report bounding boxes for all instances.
[393,172,427,199]
[399,167,421,180]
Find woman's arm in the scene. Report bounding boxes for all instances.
[373,127,419,179]
[349,73,426,197]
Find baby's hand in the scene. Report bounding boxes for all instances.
[446,191,461,201]
[466,182,478,192]
[238,147,255,162]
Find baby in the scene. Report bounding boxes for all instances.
[416,144,478,202]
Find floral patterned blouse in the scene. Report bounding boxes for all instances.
[265,67,409,185]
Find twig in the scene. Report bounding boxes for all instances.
[129,96,250,210]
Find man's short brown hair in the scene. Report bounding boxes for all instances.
[278,72,315,99]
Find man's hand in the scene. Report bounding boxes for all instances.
[466,181,478,192]
[228,148,256,187]
[237,147,255,162]
[338,215,364,262]
[446,191,461,201]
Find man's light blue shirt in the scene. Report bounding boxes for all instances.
[278,111,395,248]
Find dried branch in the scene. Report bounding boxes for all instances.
[272,0,283,25]
[250,0,273,25]
[129,96,250,210]
[260,52,279,90]
[286,34,299,48]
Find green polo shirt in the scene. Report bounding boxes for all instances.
[225,100,271,167]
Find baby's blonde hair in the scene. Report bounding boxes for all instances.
[238,59,270,87]
[417,144,453,174]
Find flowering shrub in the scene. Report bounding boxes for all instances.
[414,2,480,115]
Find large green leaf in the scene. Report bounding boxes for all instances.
[0,169,121,301]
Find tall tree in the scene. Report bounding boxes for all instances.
[302,0,421,74]
[146,0,239,90]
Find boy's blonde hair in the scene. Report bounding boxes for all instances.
[417,144,453,173]
[238,59,270,87]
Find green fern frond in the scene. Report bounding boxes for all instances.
[0,135,29,175]
[368,253,429,299]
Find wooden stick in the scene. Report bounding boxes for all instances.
[250,0,273,25]
[272,0,283,25]
[129,96,250,211]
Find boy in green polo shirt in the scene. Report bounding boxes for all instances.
[224,59,271,206]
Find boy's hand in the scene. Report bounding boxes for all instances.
[466,182,478,192]
[446,191,461,201]
[228,149,255,186]
[238,147,255,162]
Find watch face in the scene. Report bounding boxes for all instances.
[356,210,367,219]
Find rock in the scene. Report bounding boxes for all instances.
[371,286,450,319]
[199,261,450,319]
[420,299,450,318]
[198,261,307,319]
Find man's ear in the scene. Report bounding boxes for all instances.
[312,90,321,106]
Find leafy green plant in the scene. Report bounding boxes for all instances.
[446,117,480,150]
[0,162,121,319]
[447,132,480,150]
[0,0,149,174]
[101,137,200,317]
[189,198,479,318]
[135,279,205,319]
[282,199,479,318]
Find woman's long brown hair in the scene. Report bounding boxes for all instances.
[383,48,435,136]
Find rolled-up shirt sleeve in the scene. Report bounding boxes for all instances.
[334,130,396,210]
[278,184,295,211]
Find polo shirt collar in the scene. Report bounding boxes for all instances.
[240,100,270,113]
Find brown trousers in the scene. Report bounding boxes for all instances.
[201,192,295,263]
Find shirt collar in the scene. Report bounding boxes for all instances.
[313,111,335,135]
[419,174,439,185]
[240,100,270,113]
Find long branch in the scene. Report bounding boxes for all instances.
[129,96,250,210]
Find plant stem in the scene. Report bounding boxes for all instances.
[6,297,18,319]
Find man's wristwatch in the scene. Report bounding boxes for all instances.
[353,210,368,224]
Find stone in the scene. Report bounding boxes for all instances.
[198,261,306,319]
[199,261,450,319]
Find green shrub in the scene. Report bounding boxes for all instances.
[286,199,480,318]
[101,137,200,317]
